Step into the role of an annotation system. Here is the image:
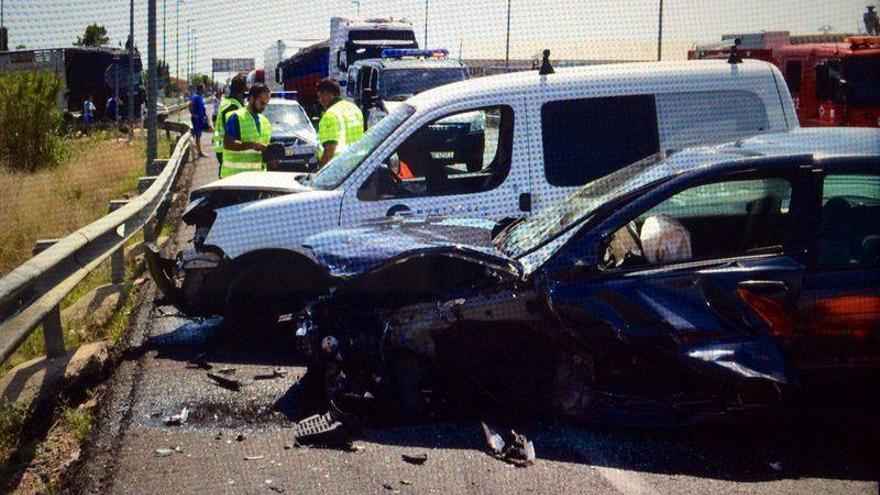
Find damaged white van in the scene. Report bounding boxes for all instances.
[147,56,798,330]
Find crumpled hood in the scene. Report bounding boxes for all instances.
[190,171,310,197]
[302,216,518,278]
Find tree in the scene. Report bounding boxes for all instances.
[16,45,27,50]
[74,23,110,47]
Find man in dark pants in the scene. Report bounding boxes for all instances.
[213,75,248,167]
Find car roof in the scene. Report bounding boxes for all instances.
[268,98,304,106]
[405,59,777,110]
[664,127,880,178]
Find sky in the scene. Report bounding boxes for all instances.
[2,0,875,78]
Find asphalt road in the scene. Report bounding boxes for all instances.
[67,132,880,495]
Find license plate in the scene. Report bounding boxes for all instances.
[431,151,454,159]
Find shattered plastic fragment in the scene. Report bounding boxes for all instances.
[401,453,428,465]
[292,412,349,447]
[245,455,265,461]
[481,421,535,467]
[164,407,189,426]
[207,372,242,391]
[154,448,176,457]
[254,368,289,380]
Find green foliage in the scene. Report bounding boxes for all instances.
[74,23,110,47]
[0,401,29,453]
[0,71,68,172]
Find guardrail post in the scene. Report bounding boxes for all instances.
[138,176,157,195]
[148,159,168,176]
[32,240,65,358]
[108,200,130,284]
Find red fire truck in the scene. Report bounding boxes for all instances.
[689,33,880,128]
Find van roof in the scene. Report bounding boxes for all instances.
[406,59,778,110]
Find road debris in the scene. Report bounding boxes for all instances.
[400,479,413,486]
[236,433,247,442]
[153,446,182,457]
[401,453,428,465]
[292,411,349,448]
[382,482,397,492]
[481,421,536,467]
[244,455,265,461]
[254,368,289,380]
[267,485,285,493]
[207,372,242,391]
[164,407,189,426]
[218,367,237,375]
[153,448,175,457]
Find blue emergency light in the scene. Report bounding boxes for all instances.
[381,48,449,59]
[271,90,298,100]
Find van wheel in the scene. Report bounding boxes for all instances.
[224,261,301,339]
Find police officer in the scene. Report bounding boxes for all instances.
[315,77,364,168]
[213,74,247,167]
[222,83,275,178]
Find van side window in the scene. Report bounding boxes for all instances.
[655,91,770,149]
[785,61,803,93]
[541,95,659,187]
[357,106,514,201]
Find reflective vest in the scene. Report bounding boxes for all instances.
[317,99,364,160]
[212,97,244,151]
[220,108,271,178]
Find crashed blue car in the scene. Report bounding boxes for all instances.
[293,128,880,423]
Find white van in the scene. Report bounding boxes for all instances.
[148,59,798,325]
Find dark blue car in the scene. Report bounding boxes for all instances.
[293,128,880,423]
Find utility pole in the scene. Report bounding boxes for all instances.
[163,0,166,62]
[505,0,511,69]
[424,0,428,47]
[657,0,664,61]
[0,0,8,52]
[128,0,135,137]
[186,21,191,84]
[176,0,181,92]
[147,0,157,165]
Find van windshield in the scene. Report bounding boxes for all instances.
[309,103,415,190]
[843,56,880,106]
[381,68,468,100]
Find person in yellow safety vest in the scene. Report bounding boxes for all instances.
[315,77,364,169]
[221,83,277,178]
[213,74,247,168]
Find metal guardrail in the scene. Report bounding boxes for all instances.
[0,123,194,364]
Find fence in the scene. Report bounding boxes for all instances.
[0,122,193,364]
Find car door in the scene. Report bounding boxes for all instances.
[339,100,528,225]
[785,160,880,396]
[545,167,812,389]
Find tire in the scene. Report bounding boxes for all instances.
[387,351,427,419]
[224,261,303,338]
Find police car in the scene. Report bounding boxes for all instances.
[347,48,486,171]
[265,92,318,172]
[147,57,805,331]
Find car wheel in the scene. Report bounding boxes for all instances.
[387,351,427,420]
[224,261,302,339]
